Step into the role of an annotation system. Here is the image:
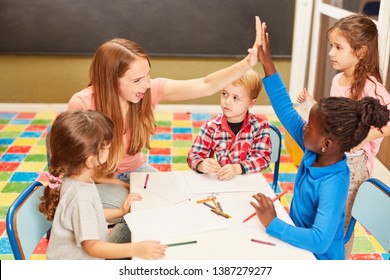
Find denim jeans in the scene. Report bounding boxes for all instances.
[96,164,159,244]
[96,183,131,243]
[116,163,159,184]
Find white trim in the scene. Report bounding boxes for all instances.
[307,0,322,96]
[289,0,314,102]
[318,2,354,19]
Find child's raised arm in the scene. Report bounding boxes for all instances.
[256,20,276,77]
[256,18,306,150]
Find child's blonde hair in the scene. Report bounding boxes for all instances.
[231,69,262,100]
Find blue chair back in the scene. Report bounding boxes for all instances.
[344,178,390,257]
[268,124,282,192]
[46,128,51,167]
[6,181,52,260]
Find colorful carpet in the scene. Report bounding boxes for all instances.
[0,110,387,260]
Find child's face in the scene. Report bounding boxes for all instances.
[303,105,327,153]
[220,84,256,123]
[118,57,151,104]
[328,29,360,74]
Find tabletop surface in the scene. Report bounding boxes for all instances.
[125,171,315,260]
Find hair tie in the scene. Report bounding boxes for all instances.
[40,172,63,189]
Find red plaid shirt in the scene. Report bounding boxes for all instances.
[187,112,271,174]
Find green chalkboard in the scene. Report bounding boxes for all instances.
[0,0,294,57]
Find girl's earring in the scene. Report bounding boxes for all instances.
[321,147,326,153]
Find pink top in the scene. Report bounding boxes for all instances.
[67,78,167,174]
[330,73,390,175]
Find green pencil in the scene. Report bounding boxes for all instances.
[166,240,197,247]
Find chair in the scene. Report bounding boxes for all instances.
[344,178,390,259]
[45,128,51,167]
[6,181,52,260]
[268,124,282,192]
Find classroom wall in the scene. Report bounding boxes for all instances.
[0,56,291,105]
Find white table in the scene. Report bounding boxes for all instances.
[125,171,315,260]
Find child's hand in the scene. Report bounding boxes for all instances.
[133,240,166,260]
[216,163,241,180]
[246,16,262,67]
[256,21,273,66]
[121,193,142,215]
[256,19,277,76]
[296,88,308,103]
[250,192,276,227]
[297,88,316,104]
[198,158,221,174]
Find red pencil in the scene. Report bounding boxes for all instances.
[144,173,150,189]
[250,238,276,246]
[242,191,287,223]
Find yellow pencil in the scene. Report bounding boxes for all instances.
[211,208,231,219]
[197,197,214,204]
[211,197,219,209]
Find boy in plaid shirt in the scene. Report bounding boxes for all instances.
[187,69,271,180]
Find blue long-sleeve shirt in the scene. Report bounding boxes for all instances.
[262,72,349,260]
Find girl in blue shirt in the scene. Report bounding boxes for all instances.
[250,20,390,260]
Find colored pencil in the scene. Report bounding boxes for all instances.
[211,197,219,209]
[166,240,197,247]
[143,173,149,189]
[197,197,214,204]
[217,201,223,212]
[203,202,216,209]
[242,191,287,223]
[211,208,231,219]
[250,238,276,246]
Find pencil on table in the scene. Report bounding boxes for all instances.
[211,208,231,219]
[217,201,223,212]
[242,191,287,223]
[250,238,276,246]
[203,202,216,209]
[271,190,287,203]
[166,240,198,247]
[197,197,214,204]
[211,197,219,209]
[143,173,150,189]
